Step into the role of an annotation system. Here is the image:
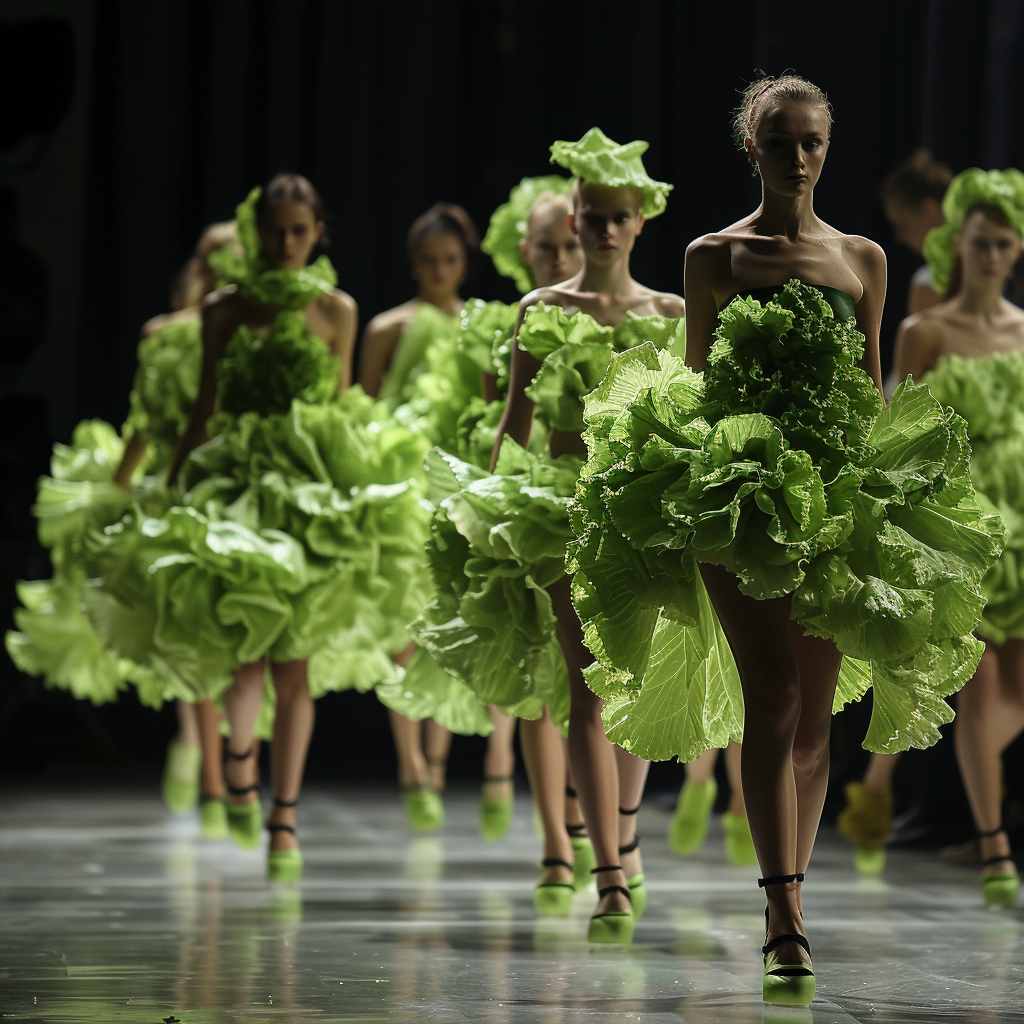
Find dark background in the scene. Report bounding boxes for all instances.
[3,0,1024,839]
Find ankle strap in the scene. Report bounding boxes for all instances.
[224,745,254,761]
[483,775,514,783]
[266,823,295,836]
[618,836,640,855]
[597,884,632,902]
[978,827,1006,839]
[541,857,573,870]
[591,864,622,874]
[619,804,641,815]
[566,822,587,836]
[758,873,805,888]
[273,797,299,808]
[982,854,1016,868]
[226,783,259,796]
[762,932,811,956]
[565,786,577,799]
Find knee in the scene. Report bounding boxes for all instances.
[272,666,309,701]
[742,667,801,735]
[568,686,604,728]
[791,731,829,775]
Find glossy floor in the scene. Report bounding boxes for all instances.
[0,783,1021,1023]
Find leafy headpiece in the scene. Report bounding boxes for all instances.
[207,186,337,309]
[922,167,1024,295]
[549,127,672,219]
[481,175,572,294]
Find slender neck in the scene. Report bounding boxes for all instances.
[753,185,818,238]
[954,274,1007,316]
[578,255,635,296]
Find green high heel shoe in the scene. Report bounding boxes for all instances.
[979,828,1020,909]
[568,829,596,890]
[619,804,646,919]
[224,745,262,851]
[760,873,815,1006]
[267,797,303,884]
[480,775,514,842]
[161,739,201,815]
[199,795,229,840]
[668,779,717,855]
[837,782,892,875]
[586,864,634,944]
[723,811,758,867]
[534,857,575,917]
[402,786,444,832]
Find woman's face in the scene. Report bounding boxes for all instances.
[412,231,467,298]
[884,197,944,255]
[957,208,1023,288]
[568,182,644,265]
[748,100,829,198]
[258,199,324,270]
[520,203,582,288]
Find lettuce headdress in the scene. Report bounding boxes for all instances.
[549,127,672,219]
[207,186,338,309]
[922,168,1024,296]
[481,176,572,294]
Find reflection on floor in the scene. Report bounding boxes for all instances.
[0,783,1021,1023]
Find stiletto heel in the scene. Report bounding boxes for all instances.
[619,804,646,919]
[534,857,575,917]
[224,745,262,850]
[978,828,1020,909]
[266,797,302,883]
[759,873,814,1006]
[586,865,634,944]
[480,774,514,842]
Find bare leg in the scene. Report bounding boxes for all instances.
[176,700,200,746]
[549,575,634,915]
[266,660,314,853]
[955,642,1024,876]
[686,747,720,784]
[616,748,650,881]
[564,760,585,831]
[520,710,573,882]
[724,740,746,817]
[484,707,516,781]
[862,751,902,793]
[700,564,841,966]
[388,710,430,789]
[424,719,452,790]
[197,700,225,799]
[221,660,266,805]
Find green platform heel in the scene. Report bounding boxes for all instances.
[837,782,891,875]
[161,739,201,815]
[723,811,758,867]
[480,775,514,842]
[402,786,444,832]
[267,798,303,884]
[669,779,717,855]
[619,804,646,919]
[534,857,575,917]
[199,796,229,840]
[224,745,262,851]
[566,787,596,890]
[979,828,1020,909]
[759,873,815,1006]
[586,864,635,944]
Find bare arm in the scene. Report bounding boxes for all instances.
[329,292,358,393]
[682,240,721,373]
[358,318,402,397]
[481,371,497,403]
[893,316,941,382]
[490,301,541,472]
[846,236,887,394]
[112,430,148,489]
[166,300,232,484]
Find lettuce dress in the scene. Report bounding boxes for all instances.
[413,302,687,733]
[6,318,201,708]
[570,280,1003,761]
[924,350,1024,644]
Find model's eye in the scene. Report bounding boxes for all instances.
[537,241,553,252]
[614,213,629,224]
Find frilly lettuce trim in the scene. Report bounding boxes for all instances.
[207,186,337,309]
[217,310,339,416]
[456,298,518,380]
[378,303,460,410]
[124,317,201,472]
[411,444,579,731]
[482,176,572,293]
[922,167,1024,295]
[571,282,1003,758]
[519,302,685,433]
[925,350,1024,642]
[549,128,672,219]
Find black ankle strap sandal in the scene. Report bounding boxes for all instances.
[591,863,632,903]
[618,836,641,855]
[267,797,298,836]
[566,821,588,836]
[979,827,1006,838]
[758,873,805,888]
[224,745,254,761]
[619,804,641,816]
[565,786,578,799]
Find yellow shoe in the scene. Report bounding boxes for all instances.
[723,811,758,867]
[161,739,201,815]
[837,782,892,849]
[669,779,717,855]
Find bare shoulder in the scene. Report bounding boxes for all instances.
[685,231,734,264]
[319,287,358,319]
[842,234,887,275]
[364,301,416,340]
[201,286,244,329]
[520,286,567,314]
[140,307,197,338]
[649,289,685,317]
[898,304,949,344]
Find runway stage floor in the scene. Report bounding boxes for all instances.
[0,783,1022,1023]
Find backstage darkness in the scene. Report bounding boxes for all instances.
[3,0,1024,853]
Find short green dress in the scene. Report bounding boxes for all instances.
[570,280,1003,760]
